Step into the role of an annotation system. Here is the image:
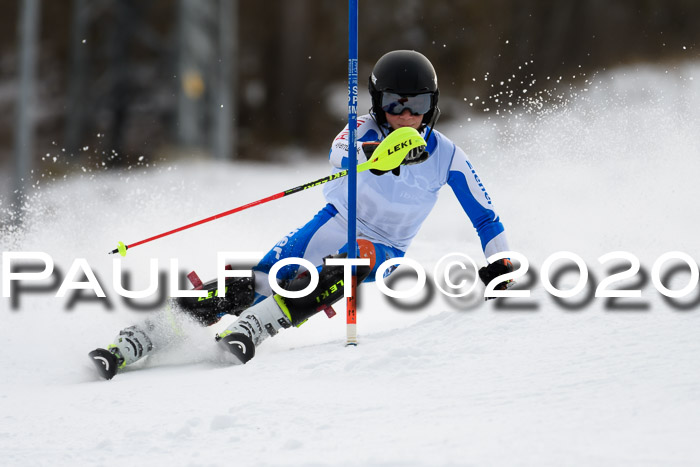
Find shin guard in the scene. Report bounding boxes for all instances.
[277,253,371,327]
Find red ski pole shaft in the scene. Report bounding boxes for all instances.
[109,170,349,255]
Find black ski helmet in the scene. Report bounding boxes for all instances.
[369,50,440,128]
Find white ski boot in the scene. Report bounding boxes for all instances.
[216,296,292,363]
[89,325,155,379]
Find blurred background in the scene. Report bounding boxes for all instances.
[0,0,699,194]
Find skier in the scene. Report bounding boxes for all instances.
[90,50,513,380]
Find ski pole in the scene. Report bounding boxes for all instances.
[109,127,426,256]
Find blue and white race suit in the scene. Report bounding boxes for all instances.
[253,114,509,297]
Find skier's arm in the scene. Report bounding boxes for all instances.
[328,116,383,169]
[446,145,510,259]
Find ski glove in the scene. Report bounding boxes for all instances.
[478,258,514,291]
[402,145,430,166]
[362,141,429,176]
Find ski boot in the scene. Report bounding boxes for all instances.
[216,295,291,363]
[89,325,154,380]
[217,253,371,363]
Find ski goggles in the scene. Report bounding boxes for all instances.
[380,92,432,115]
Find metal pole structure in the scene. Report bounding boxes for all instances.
[65,0,89,157]
[213,0,235,160]
[177,0,213,149]
[346,0,359,346]
[106,0,133,159]
[13,0,41,224]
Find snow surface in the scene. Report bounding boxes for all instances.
[2,63,700,466]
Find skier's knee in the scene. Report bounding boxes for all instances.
[279,252,372,327]
[174,275,256,326]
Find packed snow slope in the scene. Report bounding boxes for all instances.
[1,63,700,466]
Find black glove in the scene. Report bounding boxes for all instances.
[478,259,514,291]
[402,146,429,166]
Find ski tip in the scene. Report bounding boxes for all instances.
[88,348,119,380]
[217,332,256,364]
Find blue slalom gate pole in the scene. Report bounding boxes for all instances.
[346,0,359,345]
